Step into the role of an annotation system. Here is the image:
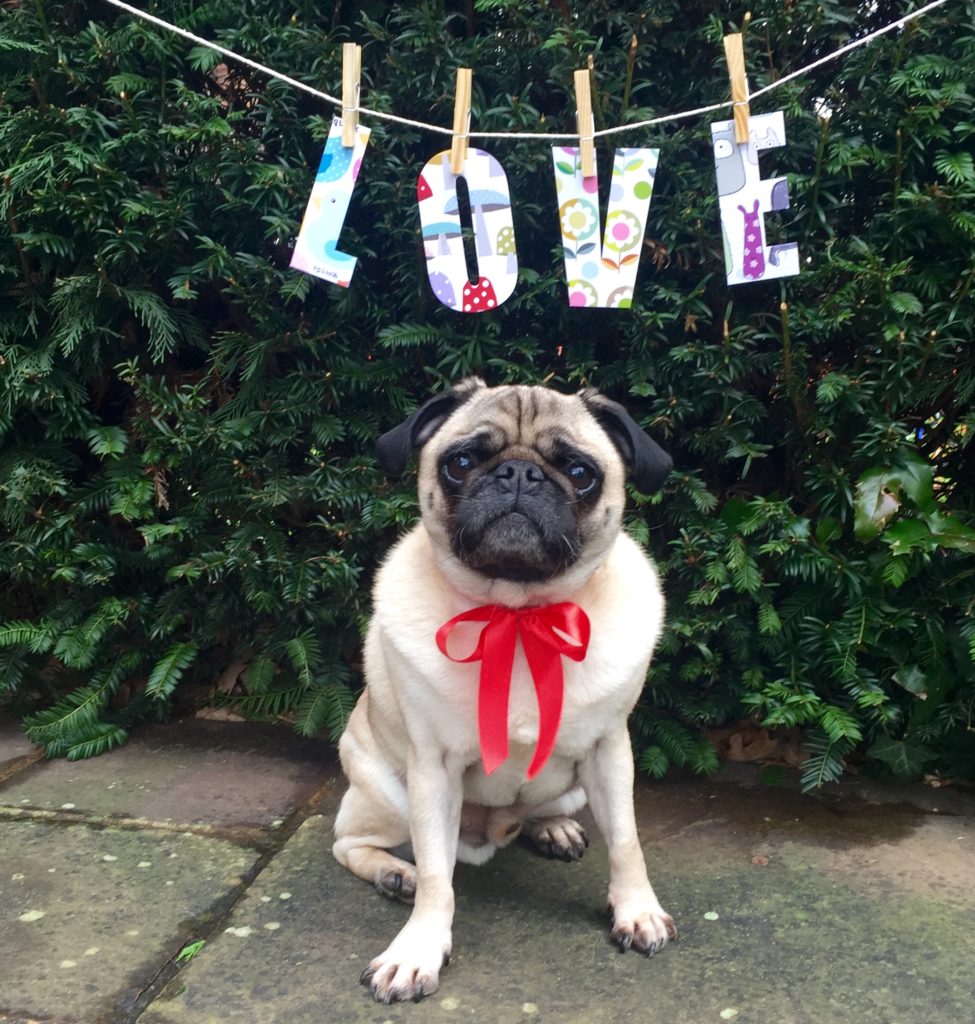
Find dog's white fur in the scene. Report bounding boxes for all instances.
[333,384,675,1003]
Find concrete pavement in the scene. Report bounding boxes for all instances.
[1,714,973,1024]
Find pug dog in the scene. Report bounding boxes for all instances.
[333,378,676,1004]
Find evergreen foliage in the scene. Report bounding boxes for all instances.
[1,0,973,787]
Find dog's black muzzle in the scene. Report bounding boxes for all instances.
[450,460,579,581]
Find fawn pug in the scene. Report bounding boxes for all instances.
[334,378,676,1003]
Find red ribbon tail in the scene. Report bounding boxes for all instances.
[521,625,565,780]
[521,605,590,779]
[478,615,518,775]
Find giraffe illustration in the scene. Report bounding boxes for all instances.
[739,200,765,280]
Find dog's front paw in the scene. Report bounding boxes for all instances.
[360,921,452,1004]
[609,899,678,957]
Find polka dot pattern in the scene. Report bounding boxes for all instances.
[418,147,518,313]
[462,277,498,312]
[738,200,765,280]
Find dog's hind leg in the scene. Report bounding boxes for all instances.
[521,785,590,861]
[333,691,419,900]
[522,815,590,861]
[333,784,418,901]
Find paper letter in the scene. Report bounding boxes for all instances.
[711,111,799,285]
[417,148,518,313]
[551,147,659,309]
[290,116,369,287]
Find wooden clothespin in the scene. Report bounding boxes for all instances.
[449,67,473,174]
[723,19,751,145]
[573,68,596,178]
[341,42,362,148]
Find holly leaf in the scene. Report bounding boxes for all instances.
[867,736,935,778]
[892,664,927,698]
[882,519,936,556]
[854,468,901,540]
[855,454,935,541]
[893,452,935,512]
[815,516,842,545]
[924,511,975,554]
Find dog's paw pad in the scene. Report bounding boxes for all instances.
[609,904,677,957]
[523,816,589,861]
[376,868,417,902]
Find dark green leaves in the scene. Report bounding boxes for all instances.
[933,151,975,186]
[147,643,199,700]
[854,453,934,542]
[855,452,975,559]
[867,737,935,779]
[1,0,974,792]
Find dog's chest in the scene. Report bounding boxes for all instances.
[488,645,618,753]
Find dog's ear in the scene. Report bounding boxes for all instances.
[581,390,673,495]
[376,378,485,478]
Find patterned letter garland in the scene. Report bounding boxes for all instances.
[291,117,370,287]
[710,111,799,285]
[291,122,803,301]
[551,147,659,309]
[417,148,518,313]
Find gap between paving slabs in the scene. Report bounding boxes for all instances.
[0,719,341,1024]
[1,778,335,1024]
[122,776,339,1023]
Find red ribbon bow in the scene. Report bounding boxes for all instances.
[436,603,591,780]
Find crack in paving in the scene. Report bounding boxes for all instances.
[116,778,335,1024]
[0,806,272,850]
[0,750,44,787]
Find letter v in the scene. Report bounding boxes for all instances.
[551,147,659,308]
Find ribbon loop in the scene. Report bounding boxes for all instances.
[436,602,591,779]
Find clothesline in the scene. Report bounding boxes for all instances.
[100,0,956,141]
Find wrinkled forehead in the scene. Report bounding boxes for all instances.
[430,385,617,461]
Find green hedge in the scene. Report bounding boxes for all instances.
[2,0,974,787]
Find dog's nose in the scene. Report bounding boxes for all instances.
[492,460,546,493]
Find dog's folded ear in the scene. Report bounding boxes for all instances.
[581,391,673,495]
[377,377,485,478]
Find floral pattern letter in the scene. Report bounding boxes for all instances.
[710,111,799,286]
[290,117,370,288]
[551,147,659,309]
[417,149,518,313]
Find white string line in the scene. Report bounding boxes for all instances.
[100,0,956,141]
[600,0,958,137]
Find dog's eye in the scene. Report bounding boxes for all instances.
[443,452,478,485]
[566,462,597,495]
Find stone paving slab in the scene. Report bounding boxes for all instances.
[138,778,975,1024]
[2,713,973,1024]
[0,720,333,829]
[0,818,261,1024]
